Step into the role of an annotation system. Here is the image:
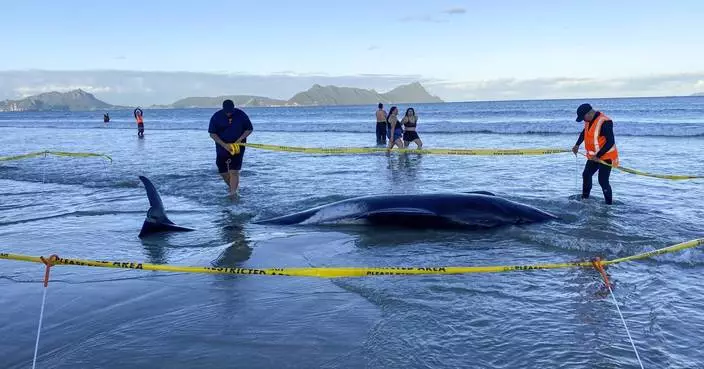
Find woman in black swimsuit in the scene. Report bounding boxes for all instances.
[401,108,422,149]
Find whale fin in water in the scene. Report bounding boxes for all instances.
[138,176,195,238]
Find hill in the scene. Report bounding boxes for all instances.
[0,89,114,112]
[170,95,290,108]
[165,82,443,108]
[0,82,444,112]
[288,82,443,106]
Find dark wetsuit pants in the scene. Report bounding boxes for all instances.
[376,122,387,145]
[582,159,612,204]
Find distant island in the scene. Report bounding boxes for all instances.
[0,89,116,112]
[692,92,704,97]
[0,82,443,112]
[165,82,442,108]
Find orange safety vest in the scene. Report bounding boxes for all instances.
[584,112,618,166]
[136,115,144,124]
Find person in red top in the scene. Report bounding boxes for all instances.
[134,107,144,138]
[571,103,619,205]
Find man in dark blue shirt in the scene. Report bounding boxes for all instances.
[208,99,253,197]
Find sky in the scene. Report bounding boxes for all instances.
[1,0,704,103]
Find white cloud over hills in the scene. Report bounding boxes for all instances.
[1,70,703,106]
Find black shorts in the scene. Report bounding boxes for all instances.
[216,147,246,173]
[403,131,420,142]
[138,123,144,132]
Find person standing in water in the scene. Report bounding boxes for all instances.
[571,103,619,205]
[103,112,110,123]
[376,103,387,145]
[134,107,144,137]
[401,107,422,149]
[208,99,254,197]
[386,106,404,152]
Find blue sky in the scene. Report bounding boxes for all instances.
[2,0,704,102]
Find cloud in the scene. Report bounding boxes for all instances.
[399,15,447,23]
[426,73,704,101]
[2,70,703,105]
[401,7,466,22]
[114,56,127,60]
[367,45,380,51]
[0,70,423,105]
[14,85,113,97]
[444,7,466,15]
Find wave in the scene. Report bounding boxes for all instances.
[2,123,703,137]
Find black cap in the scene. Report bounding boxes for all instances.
[222,99,235,113]
[576,103,592,122]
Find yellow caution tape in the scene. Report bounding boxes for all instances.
[0,151,113,163]
[239,143,569,156]
[1,238,701,278]
[600,160,702,180]
[579,153,702,180]
[604,238,704,265]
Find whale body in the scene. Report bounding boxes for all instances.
[255,192,557,229]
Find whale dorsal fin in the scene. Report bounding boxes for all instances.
[138,176,194,238]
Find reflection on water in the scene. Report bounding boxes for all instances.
[213,209,252,266]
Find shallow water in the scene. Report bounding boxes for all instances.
[1,97,703,368]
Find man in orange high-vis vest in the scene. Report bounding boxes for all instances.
[571,103,619,205]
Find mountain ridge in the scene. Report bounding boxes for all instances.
[0,82,444,112]
[0,89,117,112]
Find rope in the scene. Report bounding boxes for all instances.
[1,239,702,278]
[606,281,645,369]
[0,151,112,163]
[32,287,47,369]
[574,154,580,196]
[579,152,702,180]
[235,142,570,156]
[41,152,48,184]
[592,258,645,369]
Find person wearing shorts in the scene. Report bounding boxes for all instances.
[386,106,404,152]
[401,107,422,149]
[208,99,253,197]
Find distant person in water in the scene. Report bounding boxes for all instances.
[208,99,254,197]
[386,106,404,152]
[103,112,110,123]
[401,107,422,149]
[134,108,144,137]
[376,103,387,145]
[571,103,619,205]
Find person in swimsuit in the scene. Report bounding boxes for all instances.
[386,106,404,152]
[376,103,387,145]
[401,107,422,149]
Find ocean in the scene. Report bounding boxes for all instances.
[1,97,703,368]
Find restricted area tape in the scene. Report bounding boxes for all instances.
[579,152,702,180]
[0,151,113,163]
[236,143,570,156]
[1,239,701,278]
